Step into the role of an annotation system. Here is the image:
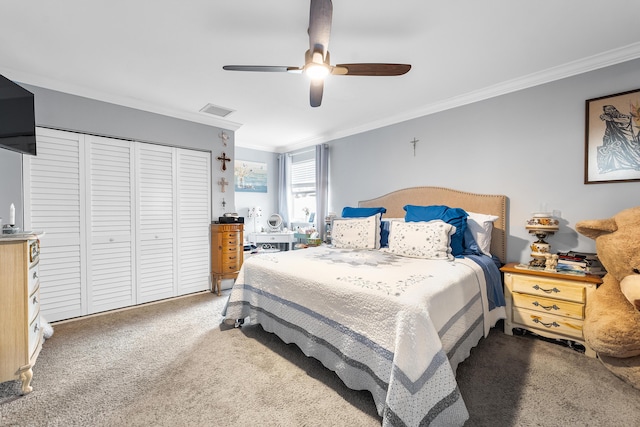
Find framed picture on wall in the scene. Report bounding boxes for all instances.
[585,88,640,184]
[234,160,268,192]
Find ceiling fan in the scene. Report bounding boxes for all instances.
[222,0,411,107]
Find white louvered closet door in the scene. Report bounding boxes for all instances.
[136,144,177,303]
[177,149,211,295]
[86,135,136,314]
[23,128,87,322]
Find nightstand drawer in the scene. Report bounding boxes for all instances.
[512,292,585,320]
[513,307,583,340]
[511,274,585,303]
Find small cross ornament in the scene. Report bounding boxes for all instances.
[217,152,231,171]
[218,131,229,147]
[410,138,419,156]
[218,177,229,193]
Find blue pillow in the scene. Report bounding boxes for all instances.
[403,205,468,256]
[341,206,387,218]
[380,220,391,247]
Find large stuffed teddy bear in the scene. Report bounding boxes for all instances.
[576,206,640,389]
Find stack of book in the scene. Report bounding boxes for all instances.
[556,251,606,276]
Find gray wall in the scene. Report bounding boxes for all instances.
[328,58,640,264]
[0,84,236,226]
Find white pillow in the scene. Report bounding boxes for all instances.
[467,211,499,256]
[387,220,455,260]
[332,214,381,249]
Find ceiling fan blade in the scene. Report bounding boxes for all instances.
[308,0,333,59]
[332,63,411,76]
[310,79,324,107]
[223,65,302,73]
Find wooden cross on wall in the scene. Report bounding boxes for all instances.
[217,152,231,171]
[218,177,229,193]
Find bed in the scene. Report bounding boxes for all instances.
[223,187,508,426]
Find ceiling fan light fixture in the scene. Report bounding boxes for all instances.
[305,63,330,80]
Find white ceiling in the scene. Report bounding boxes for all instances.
[2,1,640,153]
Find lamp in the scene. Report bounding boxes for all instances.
[525,213,559,268]
[248,206,262,232]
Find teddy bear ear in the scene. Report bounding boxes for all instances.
[575,218,618,240]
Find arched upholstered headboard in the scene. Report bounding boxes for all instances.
[359,186,508,264]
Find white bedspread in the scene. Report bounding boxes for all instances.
[223,246,500,426]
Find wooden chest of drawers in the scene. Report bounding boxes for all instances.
[0,237,43,394]
[211,223,244,296]
[501,262,602,357]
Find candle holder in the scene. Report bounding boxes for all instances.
[2,224,20,235]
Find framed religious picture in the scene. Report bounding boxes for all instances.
[585,88,640,184]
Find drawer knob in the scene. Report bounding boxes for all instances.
[532,301,559,311]
[32,296,38,304]
[33,271,38,279]
[533,284,560,294]
[533,318,560,329]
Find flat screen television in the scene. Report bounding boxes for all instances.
[0,74,36,156]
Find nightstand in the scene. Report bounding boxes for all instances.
[501,262,602,357]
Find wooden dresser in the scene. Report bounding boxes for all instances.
[211,223,244,296]
[0,235,44,394]
[501,262,602,357]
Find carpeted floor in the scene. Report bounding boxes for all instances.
[1,291,639,426]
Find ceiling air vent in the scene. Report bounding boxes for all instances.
[199,103,235,118]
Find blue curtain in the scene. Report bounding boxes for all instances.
[277,153,292,228]
[315,144,329,241]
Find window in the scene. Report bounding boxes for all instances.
[290,151,316,224]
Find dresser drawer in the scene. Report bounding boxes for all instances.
[219,231,240,241]
[512,292,584,320]
[513,307,583,340]
[28,286,41,325]
[219,260,240,273]
[28,313,43,358]
[511,274,585,303]
[28,262,40,296]
[220,244,240,254]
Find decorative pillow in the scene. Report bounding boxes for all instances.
[387,220,455,260]
[341,206,387,218]
[466,211,499,256]
[403,205,468,256]
[332,214,381,249]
